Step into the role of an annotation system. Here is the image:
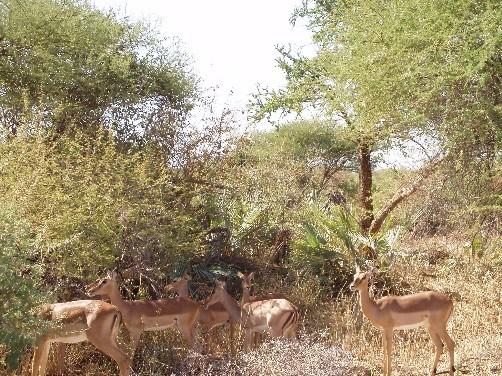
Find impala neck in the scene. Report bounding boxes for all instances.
[358,282,379,320]
[241,287,251,306]
[177,284,190,298]
[108,283,128,312]
[218,289,242,323]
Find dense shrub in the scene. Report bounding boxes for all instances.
[0,128,208,365]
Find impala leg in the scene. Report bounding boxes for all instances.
[438,328,455,375]
[244,329,253,351]
[384,329,393,376]
[254,331,261,347]
[31,338,50,376]
[31,345,42,376]
[427,328,443,376]
[179,321,196,349]
[284,324,298,340]
[382,332,388,376]
[87,331,131,376]
[127,329,142,357]
[55,343,66,375]
[229,323,235,356]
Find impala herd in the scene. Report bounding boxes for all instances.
[31,267,456,376]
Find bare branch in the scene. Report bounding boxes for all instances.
[369,158,442,234]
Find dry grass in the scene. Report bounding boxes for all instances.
[7,333,368,376]
[173,333,370,376]
[4,236,502,375]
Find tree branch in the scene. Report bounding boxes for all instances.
[369,158,442,234]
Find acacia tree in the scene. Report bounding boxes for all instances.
[0,0,196,147]
[226,121,357,204]
[253,0,501,235]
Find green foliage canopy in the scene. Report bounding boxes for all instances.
[226,121,356,208]
[255,0,501,154]
[0,0,196,144]
[0,130,206,280]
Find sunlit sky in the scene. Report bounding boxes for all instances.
[93,1,426,168]
[94,0,312,115]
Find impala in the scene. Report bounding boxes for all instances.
[86,271,201,356]
[32,300,131,376]
[350,266,455,376]
[205,280,298,351]
[166,274,237,354]
[237,271,288,346]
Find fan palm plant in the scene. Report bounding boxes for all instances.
[292,203,401,292]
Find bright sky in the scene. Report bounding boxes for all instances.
[92,1,427,168]
[94,0,313,117]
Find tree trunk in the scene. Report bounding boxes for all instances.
[358,142,374,235]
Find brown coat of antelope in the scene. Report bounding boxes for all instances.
[86,271,201,356]
[350,266,455,376]
[32,300,131,376]
[205,280,299,351]
[237,271,290,346]
[166,274,238,354]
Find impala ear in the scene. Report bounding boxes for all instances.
[237,271,244,279]
[369,267,379,276]
[182,273,191,280]
[354,263,361,274]
[110,270,119,280]
[248,272,255,280]
[216,280,226,288]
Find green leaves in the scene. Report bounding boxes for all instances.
[0,126,207,278]
[256,0,501,157]
[0,0,196,143]
[0,202,48,368]
[211,198,273,257]
[292,203,401,292]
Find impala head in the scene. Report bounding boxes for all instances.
[165,273,191,293]
[86,270,119,297]
[349,265,378,292]
[205,280,226,308]
[237,271,254,292]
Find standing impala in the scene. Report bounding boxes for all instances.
[237,271,288,346]
[205,280,298,351]
[86,271,200,357]
[32,300,131,376]
[166,274,237,354]
[350,266,455,376]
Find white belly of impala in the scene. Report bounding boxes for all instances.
[394,321,425,330]
[391,311,428,330]
[244,322,269,333]
[52,332,88,344]
[145,323,175,331]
